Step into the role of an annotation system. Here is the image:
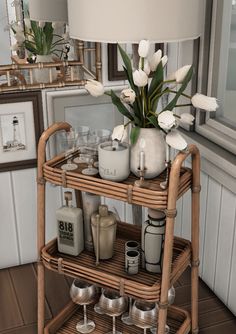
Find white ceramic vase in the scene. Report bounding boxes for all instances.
[34,54,57,83]
[130,128,166,179]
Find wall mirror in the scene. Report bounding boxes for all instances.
[0,0,102,92]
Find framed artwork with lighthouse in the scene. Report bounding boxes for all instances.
[0,91,44,172]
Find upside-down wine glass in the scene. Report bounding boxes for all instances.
[98,289,128,334]
[70,279,98,333]
[131,300,157,334]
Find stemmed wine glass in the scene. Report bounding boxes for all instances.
[131,300,157,334]
[60,129,78,171]
[121,297,133,325]
[70,279,98,333]
[98,289,128,334]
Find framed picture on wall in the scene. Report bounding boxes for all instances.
[107,43,166,81]
[0,91,44,172]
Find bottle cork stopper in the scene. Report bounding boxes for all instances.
[99,204,108,217]
[64,191,72,201]
[148,208,166,221]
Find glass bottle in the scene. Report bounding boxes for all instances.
[56,191,84,256]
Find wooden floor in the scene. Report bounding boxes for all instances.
[0,264,235,334]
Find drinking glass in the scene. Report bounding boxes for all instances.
[121,297,133,325]
[98,289,128,334]
[73,126,90,164]
[60,129,78,171]
[91,129,111,168]
[81,134,99,175]
[131,300,157,334]
[150,324,170,334]
[70,279,98,333]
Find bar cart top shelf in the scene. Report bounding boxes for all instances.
[43,151,192,210]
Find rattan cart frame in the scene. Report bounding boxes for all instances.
[37,122,200,334]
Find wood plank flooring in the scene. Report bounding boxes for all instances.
[0,264,235,333]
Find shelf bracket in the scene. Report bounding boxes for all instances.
[192,185,201,193]
[61,171,67,188]
[37,177,46,185]
[191,259,200,267]
[119,278,125,296]
[58,257,64,274]
[159,301,169,310]
[164,208,177,218]
[127,185,133,204]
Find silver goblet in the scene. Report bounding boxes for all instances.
[98,289,128,334]
[131,300,158,334]
[70,279,98,333]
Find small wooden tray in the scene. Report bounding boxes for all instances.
[42,222,191,302]
[44,301,191,334]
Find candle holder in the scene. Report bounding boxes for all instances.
[134,167,151,188]
[160,160,171,190]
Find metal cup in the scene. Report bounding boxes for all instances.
[125,250,140,275]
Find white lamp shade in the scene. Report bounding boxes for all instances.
[29,0,68,23]
[68,0,204,43]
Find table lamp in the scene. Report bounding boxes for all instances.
[67,0,203,43]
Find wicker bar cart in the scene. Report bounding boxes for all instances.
[37,122,200,334]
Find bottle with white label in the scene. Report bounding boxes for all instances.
[56,191,84,256]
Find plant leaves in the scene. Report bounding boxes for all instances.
[164,65,193,111]
[110,90,134,121]
[130,127,140,145]
[147,115,159,128]
[148,62,164,98]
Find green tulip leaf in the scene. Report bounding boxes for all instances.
[164,65,193,111]
[147,115,159,128]
[130,126,140,145]
[148,62,164,98]
[110,90,134,121]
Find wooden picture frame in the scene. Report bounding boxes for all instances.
[108,43,165,81]
[0,90,44,172]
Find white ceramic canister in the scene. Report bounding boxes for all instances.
[141,209,166,273]
[82,192,101,251]
[98,141,130,182]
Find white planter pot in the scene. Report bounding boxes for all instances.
[130,128,166,179]
[34,55,57,83]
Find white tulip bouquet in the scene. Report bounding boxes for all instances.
[85,40,218,150]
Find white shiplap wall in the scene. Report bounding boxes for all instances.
[0,43,236,316]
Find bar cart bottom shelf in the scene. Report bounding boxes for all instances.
[44,301,191,334]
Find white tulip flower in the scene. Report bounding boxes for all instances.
[149,49,162,72]
[138,40,150,58]
[112,125,125,141]
[85,80,104,97]
[175,65,191,83]
[166,130,188,150]
[15,32,25,44]
[133,69,148,87]
[143,60,151,76]
[191,93,219,111]
[161,55,168,67]
[120,88,136,104]
[38,21,45,28]
[158,110,176,130]
[179,113,195,125]
[24,18,31,29]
